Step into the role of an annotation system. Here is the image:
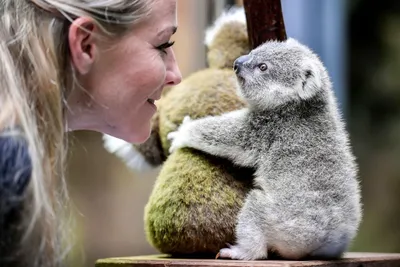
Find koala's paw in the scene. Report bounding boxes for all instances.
[217,244,265,260]
[181,115,193,125]
[167,116,193,154]
[217,245,242,260]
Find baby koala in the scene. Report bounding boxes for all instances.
[167,38,362,261]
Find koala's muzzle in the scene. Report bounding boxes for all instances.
[233,55,251,74]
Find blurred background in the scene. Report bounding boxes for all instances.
[66,0,400,266]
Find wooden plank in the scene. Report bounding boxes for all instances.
[95,253,400,267]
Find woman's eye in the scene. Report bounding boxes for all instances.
[258,63,268,71]
[157,41,175,54]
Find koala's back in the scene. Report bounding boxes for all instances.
[242,95,361,258]
[145,68,254,256]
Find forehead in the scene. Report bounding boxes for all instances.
[252,42,303,61]
[147,0,177,27]
[252,42,284,56]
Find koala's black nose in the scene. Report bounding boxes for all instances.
[233,55,251,73]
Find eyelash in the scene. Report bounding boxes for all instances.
[157,41,175,54]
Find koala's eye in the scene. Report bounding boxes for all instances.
[258,63,268,71]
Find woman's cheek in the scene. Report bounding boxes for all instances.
[156,60,168,85]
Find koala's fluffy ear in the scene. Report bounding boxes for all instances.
[298,58,323,100]
[102,112,165,172]
[286,38,324,100]
[205,7,250,69]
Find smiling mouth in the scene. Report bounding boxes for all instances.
[147,99,155,105]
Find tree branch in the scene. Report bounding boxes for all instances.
[243,0,287,49]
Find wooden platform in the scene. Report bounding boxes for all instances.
[95,253,400,267]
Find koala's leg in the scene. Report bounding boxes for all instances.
[218,189,268,260]
[306,234,350,260]
[168,109,256,167]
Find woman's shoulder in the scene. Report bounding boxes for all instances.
[0,128,32,215]
[0,128,32,265]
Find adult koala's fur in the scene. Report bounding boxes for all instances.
[103,8,254,256]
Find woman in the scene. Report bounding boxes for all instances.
[0,0,182,266]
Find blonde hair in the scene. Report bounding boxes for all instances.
[0,0,153,266]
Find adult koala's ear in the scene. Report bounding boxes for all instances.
[205,7,249,69]
[131,112,166,167]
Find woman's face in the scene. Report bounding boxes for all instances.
[67,0,181,143]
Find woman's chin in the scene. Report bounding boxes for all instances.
[102,117,152,144]
[123,125,152,144]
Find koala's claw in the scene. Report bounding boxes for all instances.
[167,131,181,153]
[167,131,178,141]
[217,244,257,260]
[167,116,194,154]
[217,248,236,259]
[215,243,233,259]
[182,115,192,124]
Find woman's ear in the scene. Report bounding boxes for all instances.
[68,17,98,75]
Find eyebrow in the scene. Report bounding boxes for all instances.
[157,26,177,37]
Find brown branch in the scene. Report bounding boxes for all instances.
[243,0,287,49]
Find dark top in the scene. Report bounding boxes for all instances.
[0,129,32,264]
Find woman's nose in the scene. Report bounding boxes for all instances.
[165,49,182,86]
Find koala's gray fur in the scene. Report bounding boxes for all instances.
[168,38,362,260]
